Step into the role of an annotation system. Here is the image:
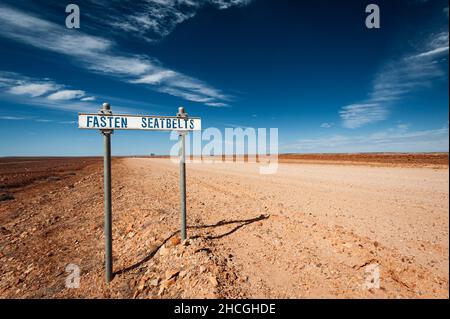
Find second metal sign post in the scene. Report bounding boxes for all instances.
[177,107,188,241]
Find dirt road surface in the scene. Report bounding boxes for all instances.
[0,157,448,298]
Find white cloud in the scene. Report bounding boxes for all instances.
[47,90,85,101]
[105,0,252,43]
[0,71,157,115]
[396,123,410,131]
[340,103,388,129]
[286,125,449,153]
[320,122,334,128]
[414,46,449,58]
[131,70,176,84]
[0,71,103,112]
[81,96,96,101]
[339,31,449,129]
[0,71,95,107]
[8,83,59,97]
[0,4,233,107]
[158,86,221,104]
[86,54,153,76]
[206,102,228,107]
[0,115,27,120]
[132,70,230,104]
[59,120,77,124]
[410,32,449,59]
[0,5,111,56]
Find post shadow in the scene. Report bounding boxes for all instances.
[114,214,270,275]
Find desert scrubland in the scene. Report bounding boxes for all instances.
[0,154,448,298]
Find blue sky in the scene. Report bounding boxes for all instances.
[0,0,448,156]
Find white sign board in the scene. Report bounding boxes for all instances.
[78,114,201,131]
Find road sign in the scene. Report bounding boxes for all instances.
[78,103,199,284]
[78,113,201,131]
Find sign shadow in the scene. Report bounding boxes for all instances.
[114,214,270,276]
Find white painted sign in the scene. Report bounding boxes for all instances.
[78,113,201,131]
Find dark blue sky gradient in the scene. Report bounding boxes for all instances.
[0,0,448,155]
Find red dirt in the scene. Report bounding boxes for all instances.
[277,153,449,167]
[0,155,448,298]
[0,157,101,190]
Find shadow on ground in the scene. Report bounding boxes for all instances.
[115,214,270,276]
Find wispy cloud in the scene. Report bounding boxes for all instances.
[0,71,97,111]
[0,116,76,125]
[131,70,176,84]
[0,115,27,120]
[285,124,449,153]
[132,71,231,106]
[0,3,234,107]
[8,83,60,97]
[47,90,85,101]
[206,102,229,107]
[81,96,96,102]
[34,119,52,123]
[101,0,252,43]
[320,122,334,128]
[340,31,448,129]
[339,103,388,129]
[58,120,77,124]
[0,71,148,114]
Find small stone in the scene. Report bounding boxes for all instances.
[137,280,146,291]
[167,236,181,247]
[199,266,206,273]
[149,278,159,286]
[159,245,168,256]
[208,275,218,287]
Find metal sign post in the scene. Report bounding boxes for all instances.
[100,103,113,283]
[78,103,201,284]
[177,107,188,241]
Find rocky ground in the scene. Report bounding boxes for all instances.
[0,156,448,298]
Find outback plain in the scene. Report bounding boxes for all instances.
[0,153,448,298]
